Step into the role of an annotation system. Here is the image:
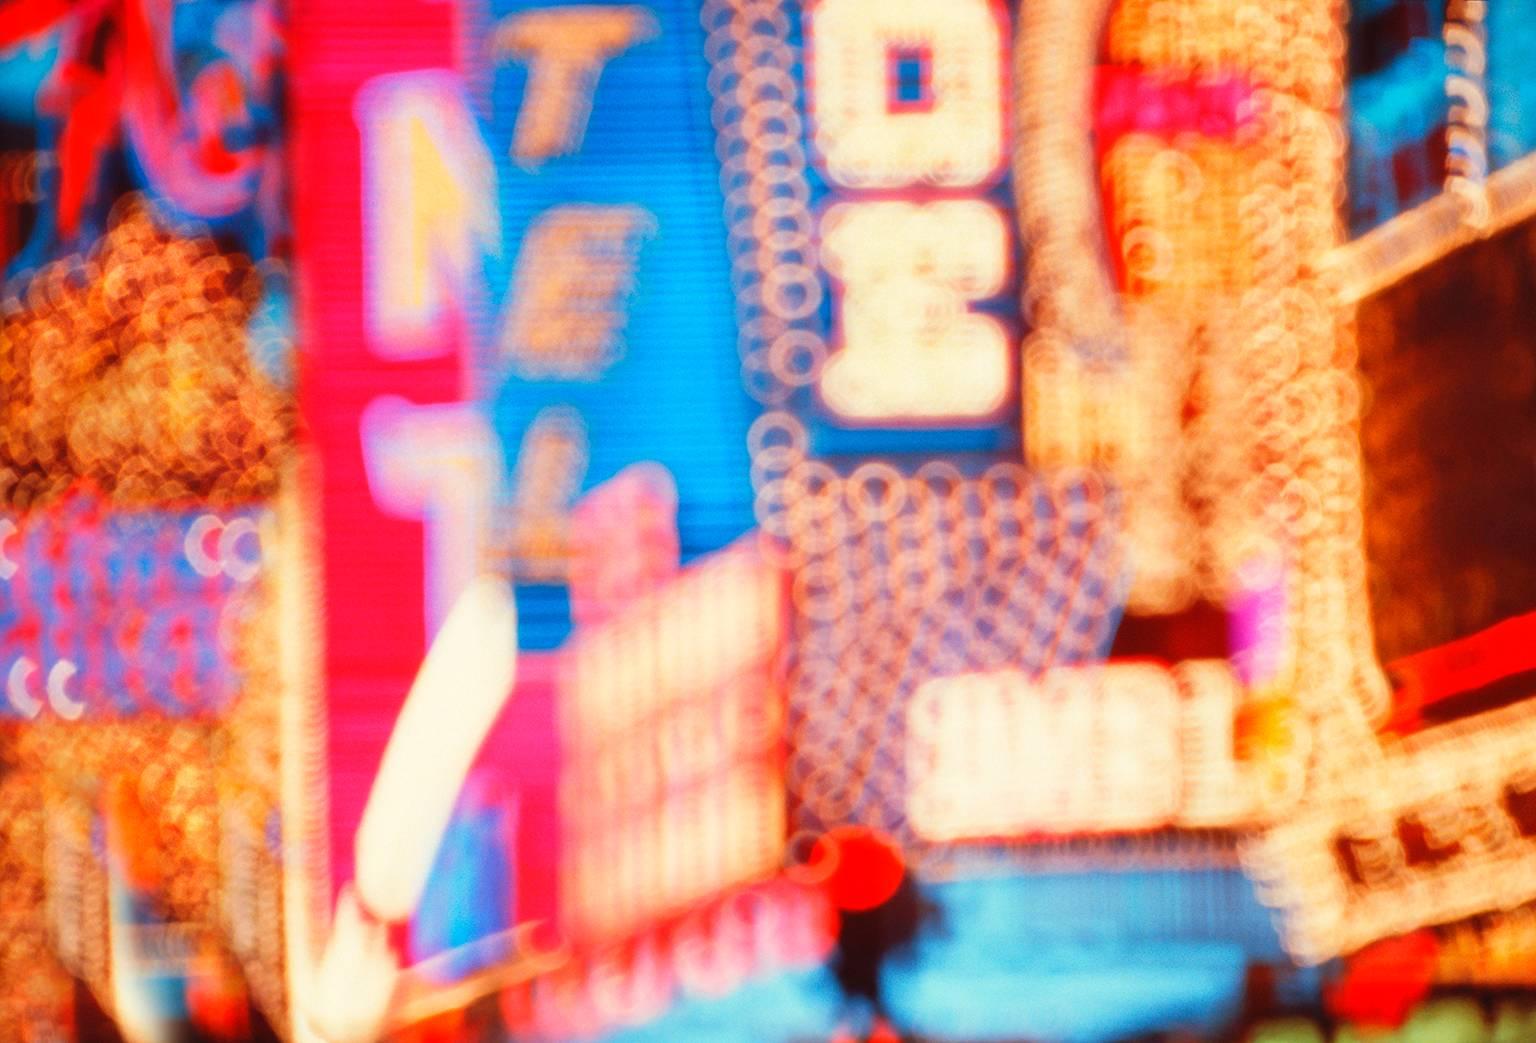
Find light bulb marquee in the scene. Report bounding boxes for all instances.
[710,0,1536,967]
[0,2,310,1037]
[233,0,1536,1032]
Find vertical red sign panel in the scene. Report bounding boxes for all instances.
[290,0,478,895]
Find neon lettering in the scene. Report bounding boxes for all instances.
[493,6,659,165]
[807,0,1005,188]
[819,200,1011,420]
[360,397,503,635]
[500,205,654,379]
[358,73,498,353]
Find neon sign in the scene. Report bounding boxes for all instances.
[499,205,654,380]
[492,6,660,166]
[818,199,1012,420]
[1015,0,1536,965]
[1250,705,1536,963]
[706,0,1536,971]
[807,0,1012,422]
[561,537,786,944]
[907,662,1301,842]
[0,7,297,1021]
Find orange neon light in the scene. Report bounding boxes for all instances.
[1020,0,1536,964]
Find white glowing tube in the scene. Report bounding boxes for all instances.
[308,575,518,1043]
[354,573,519,922]
[307,886,399,1043]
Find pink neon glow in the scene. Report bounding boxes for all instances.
[1094,66,1258,145]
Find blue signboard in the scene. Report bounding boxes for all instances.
[475,0,758,648]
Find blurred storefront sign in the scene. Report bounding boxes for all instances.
[560,533,786,943]
[906,662,1298,842]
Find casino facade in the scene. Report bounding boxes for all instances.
[0,0,1534,1041]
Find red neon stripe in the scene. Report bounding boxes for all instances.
[1387,611,1536,730]
[0,0,72,47]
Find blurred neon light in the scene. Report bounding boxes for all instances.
[492,6,659,166]
[803,0,1011,424]
[310,576,519,1042]
[356,575,519,921]
[0,496,261,720]
[907,662,1299,841]
[818,200,1011,420]
[358,72,498,354]
[497,406,589,585]
[1016,0,1491,965]
[1319,150,1536,304]
[806,0,1005,189]
[1445,0,1492,227]
[814,826,904,912]
[1437,904,1536,986]
[522,880,833,1039]
[360,397,504,636]
[1251,704,1536,962]
[567,464,679,627]
[500,204,655,380]
[1093,67,1257,143]
[1385,612,1536,733]
[1326,931,1438,1031]
[561,539,785,944]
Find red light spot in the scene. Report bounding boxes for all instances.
[102,776,163,891]
[815,826,905,913]
[186,955,250,1042]
[1326,930,1438,1029]
[197,522,223,567]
